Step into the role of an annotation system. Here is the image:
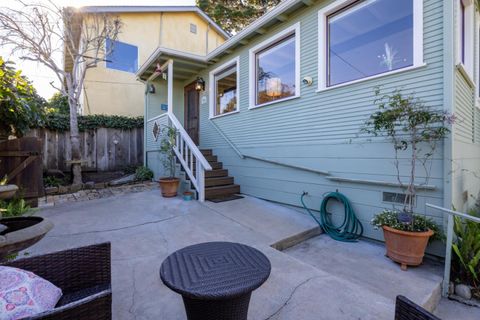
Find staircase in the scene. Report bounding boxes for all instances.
[183,149,240,201]
[201,149,240,201]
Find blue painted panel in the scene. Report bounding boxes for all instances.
[106,39,138,73]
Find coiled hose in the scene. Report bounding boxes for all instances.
[300,191,363,242]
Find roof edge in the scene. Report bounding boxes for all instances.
[78,6,230,39]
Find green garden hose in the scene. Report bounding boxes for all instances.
[300,191,363,242]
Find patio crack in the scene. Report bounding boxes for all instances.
[128,263,139,320]
[46,215,181,237]
[264,276,322,320]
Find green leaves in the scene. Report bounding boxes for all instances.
[159,126,178,179]
[0,58,46,137]
[34,113,144,131]
[197,0,281,34]
[453,213,480,284]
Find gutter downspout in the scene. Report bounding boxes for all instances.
[144,81,149,167]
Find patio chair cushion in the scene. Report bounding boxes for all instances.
[0,266,62,320]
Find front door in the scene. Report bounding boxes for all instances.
[184,82,200,145]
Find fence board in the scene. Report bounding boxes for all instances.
[27,128,143,172]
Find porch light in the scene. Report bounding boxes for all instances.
[195,77,205,92]
[266,78,282,97]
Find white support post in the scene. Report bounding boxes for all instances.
[443,214,454,297]
[197,159,205,202]
[167,59,174,116]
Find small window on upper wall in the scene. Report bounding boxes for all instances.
[318,0,423,90]
[106,39,138,73]
[209,57,239,118]
[249,23,300,108]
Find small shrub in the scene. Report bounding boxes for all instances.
[371,210,443,241]
[452,209,480,291]
[0,198,34,218]
[43,176,64,188]
[135,166,154,181]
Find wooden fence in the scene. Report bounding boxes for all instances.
[26,128,143,172]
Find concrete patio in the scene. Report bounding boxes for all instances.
[24,188,471,319]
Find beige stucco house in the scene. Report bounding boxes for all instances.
[65,6,228,116]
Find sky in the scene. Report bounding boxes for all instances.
[0,0,196,99]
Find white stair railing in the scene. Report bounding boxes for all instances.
[168,113,212,201]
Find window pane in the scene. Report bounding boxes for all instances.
[256,35,296,105]
[215,65,237,116]
[106,39,138,73]
[328,0,413,86]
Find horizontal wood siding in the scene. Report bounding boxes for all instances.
[195,0,446,249]
[451,10,480,212]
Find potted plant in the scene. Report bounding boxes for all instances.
[158,126,180,197]
[364,89,451,270]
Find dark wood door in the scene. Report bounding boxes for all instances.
[184,82,200,145]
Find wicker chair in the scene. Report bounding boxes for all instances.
[2,242,112,320]
[395,295,441,320]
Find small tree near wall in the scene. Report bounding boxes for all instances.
[0,1,121,186]
[363,88,453,222]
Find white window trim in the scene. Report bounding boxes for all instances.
[317,0,424,92]
[476,13,480,107]
[209,56,240,119]
[248,22,301,109]
[457,0,475,83]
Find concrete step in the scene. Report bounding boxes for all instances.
[205,169,228,178]
[205,184,240,199]
[205,176,234,187]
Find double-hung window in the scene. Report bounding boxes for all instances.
[209,57,240,118]
[457,0,475,81]
[318,0,423,90]
[249,23,300,108]
[106,39,138,73]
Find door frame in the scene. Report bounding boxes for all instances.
[184,81,200,145]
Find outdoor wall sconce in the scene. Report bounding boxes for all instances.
[148,84,155,94]
[195,77,205,92]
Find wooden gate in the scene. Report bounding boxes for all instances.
[0,137,44,202]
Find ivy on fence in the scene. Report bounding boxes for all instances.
[34,113,144,132]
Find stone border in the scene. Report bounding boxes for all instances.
[39,182,158,208]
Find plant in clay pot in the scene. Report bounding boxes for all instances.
[158,126,180,197]
[364,88,452,270]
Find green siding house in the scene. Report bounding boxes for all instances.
[137,0,480,247]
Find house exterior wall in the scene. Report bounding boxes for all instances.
[186,0,447,250]
[451,3,480,212]
[82,11,226,117]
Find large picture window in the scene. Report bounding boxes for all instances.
[249,23,300,108]
[106,39,138,73]
[318,0,423,90]
[209,57,240,119]
[328,0,413,86]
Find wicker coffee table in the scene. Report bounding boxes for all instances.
[160,241,271,320]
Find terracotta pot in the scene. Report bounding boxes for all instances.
[158,178,180,197]
[0,185,18,200]
[382,226,434,271]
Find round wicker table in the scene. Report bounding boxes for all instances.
[160,241,271,320]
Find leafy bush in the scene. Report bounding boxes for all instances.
[47,92,70,114]
[43,176,65,188]
[135,166,154,181]
[0,198,33,218]
[0,58,46,137]
[371,210,443,241]
[35,113,144,131]
[452,210,480,288]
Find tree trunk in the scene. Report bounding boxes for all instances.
[69,98,82,186]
